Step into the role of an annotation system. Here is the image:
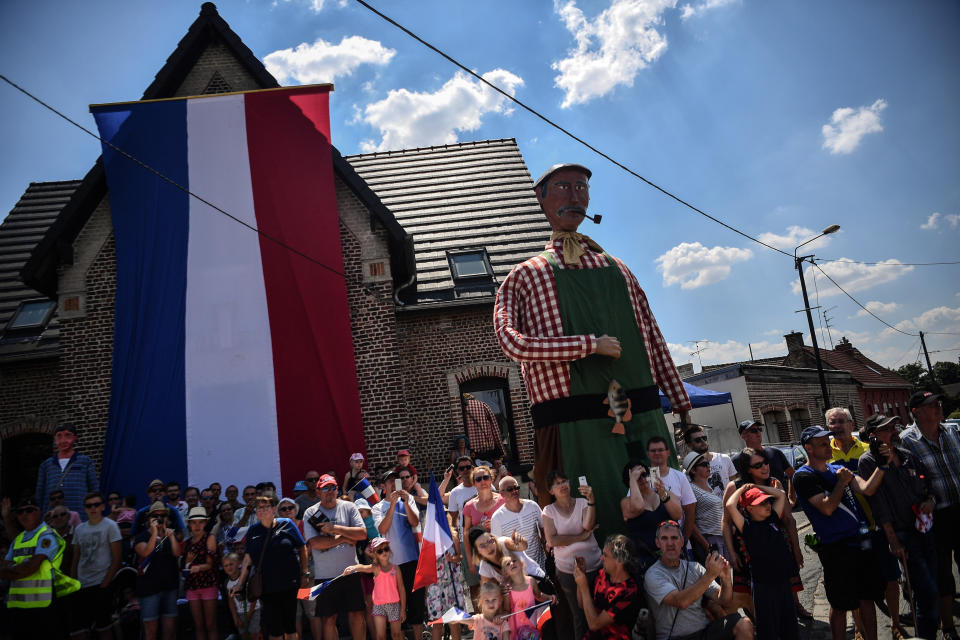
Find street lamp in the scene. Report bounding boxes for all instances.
[794,224,840,410]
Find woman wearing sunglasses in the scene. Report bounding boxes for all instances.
[461,466,504,573]
[620,460,680,573]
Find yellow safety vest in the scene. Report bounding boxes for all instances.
[7,523,80,608]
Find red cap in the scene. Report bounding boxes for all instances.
[740,487,774,508]
[318,474,337,489]
[397,449,411,457]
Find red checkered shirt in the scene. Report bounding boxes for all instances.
[494,238,691,411]
[463,398,505,456]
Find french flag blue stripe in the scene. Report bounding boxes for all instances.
[95,100,190,497]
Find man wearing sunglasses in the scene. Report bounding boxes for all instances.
[682,424,737,498]
[132,479,186,536]
[295,470,322,519]
[69,491,122,639]
[1,497,66,638]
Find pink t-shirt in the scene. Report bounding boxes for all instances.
[473,613,510,640]
[372,565,400,606]
[508,577,538,638]
[462,495,506,530]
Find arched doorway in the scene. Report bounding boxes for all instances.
[1,432,53,502]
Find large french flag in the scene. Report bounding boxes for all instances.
[91,86,365,500]
[413,474,454,591]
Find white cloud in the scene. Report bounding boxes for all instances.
[667,338,787,369]
[854,300,900,318]
[679,0,738,20]
[882,305,960,338]
[920,211,960,230]
[757,225,835,252]
[357,69,523,152]
[656,242,752,289]
[552,0,676,108]
[821,98,887,154]
[792,258,913,297]
[264,36,395,85]
[275,0,347,12]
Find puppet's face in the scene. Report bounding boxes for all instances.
[537,168,590,232]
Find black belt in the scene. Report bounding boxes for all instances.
[530,385,661,429]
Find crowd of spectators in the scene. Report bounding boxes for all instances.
[2,394,959,640]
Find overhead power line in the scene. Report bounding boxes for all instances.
[818,258,960,266]
[810,261,918,337]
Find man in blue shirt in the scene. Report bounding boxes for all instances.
[374,469,423,640]
[34,423,98,518]
[794,426,886,640]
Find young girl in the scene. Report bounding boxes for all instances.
[501,555,554,640]
[183,507,219,640]
[724,484,798,640]
[344,537,406,640]
[469,581,511,640]
[223,552,261,640]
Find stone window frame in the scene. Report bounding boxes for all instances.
[445,362,523,460]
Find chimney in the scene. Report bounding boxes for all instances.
[677,363,694,378]
[835,336,853,352]
[784,331,805,356]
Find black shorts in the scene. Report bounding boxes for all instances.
[933,504,960,596]
[818,543,884,611]
[260,588,299,637]
[315,572,365,618]
[398,560,426,625]
[70,585,116,632]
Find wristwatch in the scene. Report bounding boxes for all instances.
[661,494,671,503]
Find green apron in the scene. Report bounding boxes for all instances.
[543,250,677,541]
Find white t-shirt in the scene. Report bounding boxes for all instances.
[448,483,478,537]
[477,536,545,580]
[227,575,260,614]
[72,517,122,586]
[489,500,545,570]
[542,498,602,574]
[662,468,696,506]
[706,453,737,498]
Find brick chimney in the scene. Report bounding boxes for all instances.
[835,336,853,352]
[784,331,805,356]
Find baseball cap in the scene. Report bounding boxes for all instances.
[354,498,371,511]
[370,537,390,550]
[278,497,297,510]
[15,496,40,510]
[909,391,943,410]
[740,487,774,508]
[800,425,832,444]
[397,449,411,457]
[738,420,761,434]
[293,480,308,492]
[349,452,364,461]
[863,414,900,436]
[532,163,592,191]
[317,474,337,489]
[682,451,707,475]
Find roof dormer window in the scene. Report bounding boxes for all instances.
[6,299,55,331]
[448,249,494,282]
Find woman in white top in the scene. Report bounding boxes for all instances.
[683,451,727,562]
[541,469,602,640]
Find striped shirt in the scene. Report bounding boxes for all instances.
[898,422,960,508]
[493,238,690,410]
[490,499,546,569]
[35,452,99,517]
[691,484,723,536]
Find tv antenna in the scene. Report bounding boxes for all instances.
[687,339,710,370]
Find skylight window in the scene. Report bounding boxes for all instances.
[448,249,494,281]
[7,300,55,331]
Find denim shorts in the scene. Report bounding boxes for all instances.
[139,588,178,621]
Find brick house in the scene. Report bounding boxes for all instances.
[1,3,549,496]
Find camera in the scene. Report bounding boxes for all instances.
[307,510,330,531]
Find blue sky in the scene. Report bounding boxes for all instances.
[2,0,958,372]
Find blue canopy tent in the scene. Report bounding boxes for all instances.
[660,381,733,412]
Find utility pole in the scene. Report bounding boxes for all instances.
[796,256,831,408]
[919,331,934,375]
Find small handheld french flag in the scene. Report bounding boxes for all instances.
[297,578,333,601]
[413,473,454,591]
[352,477,380,505]
[428,607,471,626]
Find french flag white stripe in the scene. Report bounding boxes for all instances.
[184,94,281,491]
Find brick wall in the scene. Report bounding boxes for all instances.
[0,359,62,442]
[395,306,535,477]
[175,40,261,96]
[745,377,862,441]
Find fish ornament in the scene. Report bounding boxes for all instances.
[604,379,632,434]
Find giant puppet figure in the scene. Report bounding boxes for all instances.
[494,164,691,538]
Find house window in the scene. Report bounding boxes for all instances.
[448,249,493,281]
[460,376,517,463]
[5,300,55,332]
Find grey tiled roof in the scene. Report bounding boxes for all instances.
[0,181,80,358]
[345,139,551,305]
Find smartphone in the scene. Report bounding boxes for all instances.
[578,475,587,487]
[395,479,402,492]
[649,467,660,490]
[575,556,586,572]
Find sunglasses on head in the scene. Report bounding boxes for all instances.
[84,501,104,509]
[749,460,769,470]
